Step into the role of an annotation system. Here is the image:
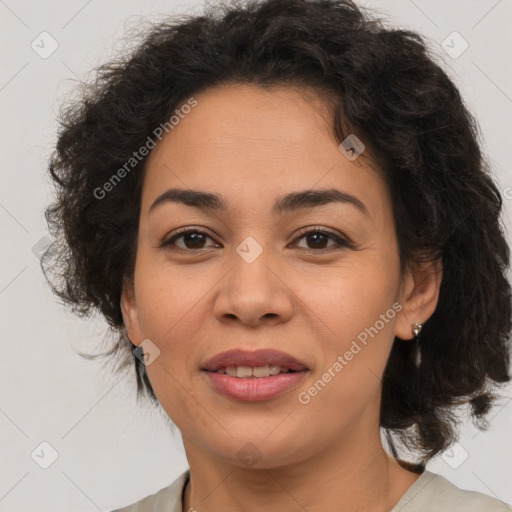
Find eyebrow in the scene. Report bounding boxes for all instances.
[148,187,369,217]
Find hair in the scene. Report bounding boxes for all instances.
[42,0,511,464]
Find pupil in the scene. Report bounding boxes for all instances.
[186,233,205,248]
[309,233,327,249]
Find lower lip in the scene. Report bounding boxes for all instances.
[203,370,308,401]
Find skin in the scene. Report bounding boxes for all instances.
[121,83,442,512]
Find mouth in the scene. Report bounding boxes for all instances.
[201,348,309,401]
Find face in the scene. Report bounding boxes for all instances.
[121,83,439,469]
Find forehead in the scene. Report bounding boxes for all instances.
[141,82,387,220]
[150,83,337,157]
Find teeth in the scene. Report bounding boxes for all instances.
[253,365,270,377]
[226,366,237,377]
[219,365,293,377]
[236,366,253,378]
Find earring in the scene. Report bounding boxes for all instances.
[412,323,423,367]
[412,323,423,337]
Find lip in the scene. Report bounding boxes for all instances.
[204,370,308,401]
[201,348,309,372]
[201,348,309,402]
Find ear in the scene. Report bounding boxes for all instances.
[394,258,443,340]
[120,276,143,346]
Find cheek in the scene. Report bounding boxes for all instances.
[297,252,400,341]
[294,283,398,432]
[293,256,400,403]
[134,250,209,339]
[132,258,209,400]
[133,266,204,416]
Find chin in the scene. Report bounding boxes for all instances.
[203,430,313,470]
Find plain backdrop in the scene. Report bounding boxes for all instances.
[1,0,511,510]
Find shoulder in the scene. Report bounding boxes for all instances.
[110,469,189,512]
[393,470,512,512]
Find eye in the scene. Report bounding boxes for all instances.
[291,227,353,251]
[160,227,218,251]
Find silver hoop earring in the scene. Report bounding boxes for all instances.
[412,323,423,367]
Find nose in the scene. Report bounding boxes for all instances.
[213,243,294,327]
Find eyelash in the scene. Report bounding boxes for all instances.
[159,226,354,253]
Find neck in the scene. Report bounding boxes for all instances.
[182,432,421,512]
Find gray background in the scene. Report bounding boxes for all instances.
[1,0,511,510]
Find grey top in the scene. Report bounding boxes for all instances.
[111,468,512,512]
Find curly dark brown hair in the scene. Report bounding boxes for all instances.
[42,0,511,463]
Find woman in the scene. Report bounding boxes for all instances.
[42,0,512,510]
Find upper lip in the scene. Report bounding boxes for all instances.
[201,349,309,372]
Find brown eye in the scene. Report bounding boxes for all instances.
[292,228,353,251]
[160,229,217,251]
